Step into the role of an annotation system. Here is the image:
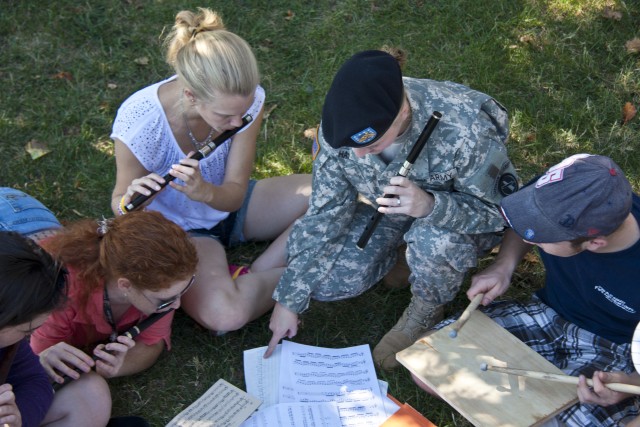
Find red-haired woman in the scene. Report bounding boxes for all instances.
[31,211,198,383]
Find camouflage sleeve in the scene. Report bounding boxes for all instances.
[272,134,358,313]
[427,105,519,234]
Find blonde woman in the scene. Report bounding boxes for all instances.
[110,8,310,334]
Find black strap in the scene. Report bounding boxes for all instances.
[102,286,119,343]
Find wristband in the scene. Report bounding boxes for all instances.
[117,196,127,216]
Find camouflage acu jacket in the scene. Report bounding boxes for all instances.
[274,77,520,313]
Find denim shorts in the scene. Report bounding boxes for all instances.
[0,188,61,236]
[188,179,256,247]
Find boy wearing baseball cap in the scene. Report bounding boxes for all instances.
[416,154,640,425]
[264,48,519,367]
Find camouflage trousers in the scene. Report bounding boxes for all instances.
[310,201,501,306]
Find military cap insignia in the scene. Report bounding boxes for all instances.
[350,127,377,145]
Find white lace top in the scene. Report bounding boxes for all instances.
[111,76,265,230]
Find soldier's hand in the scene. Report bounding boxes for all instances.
[377,176,434,218]
[265,303,299,358]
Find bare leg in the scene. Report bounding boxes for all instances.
[244,174,311,271]
[42,371,111,427]
[181,174,311,331]
[180,236,282,331]
[243,174,310,241]
[251,223,293,272]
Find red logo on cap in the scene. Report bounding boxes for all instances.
[587,227,601,236]
[609,168,617,176]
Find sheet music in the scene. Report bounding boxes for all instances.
[166,378,261,427]
[278,341,388,427]
[377,380,401,419]
[239,401,341,427]
[243,344,281,407]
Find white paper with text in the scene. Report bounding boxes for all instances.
[166,378,260,427]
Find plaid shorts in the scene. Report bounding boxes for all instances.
[435,296,640,426]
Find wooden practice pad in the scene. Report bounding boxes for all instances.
[396,311,578,427]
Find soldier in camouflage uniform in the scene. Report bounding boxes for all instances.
[264,49,520,369]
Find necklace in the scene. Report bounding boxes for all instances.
[181,92,215,151]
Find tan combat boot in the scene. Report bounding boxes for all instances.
[381,245,410,289]
[373,297,443,370]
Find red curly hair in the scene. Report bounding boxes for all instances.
[41,211,198,310]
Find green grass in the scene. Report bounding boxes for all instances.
[1,0,639,425]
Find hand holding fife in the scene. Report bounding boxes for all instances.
[264,303,299,358]
[119,173,166,213]
[39,342,96,384]
[0,384,21,427]
[167,156,212,203]
[92,335,135,378]
[376,176,435,218]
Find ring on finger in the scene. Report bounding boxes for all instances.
[396,197,401,206]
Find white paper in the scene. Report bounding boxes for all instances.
[243,344,281,407]
[278,341,388,427]
[166,379,261,427]
[239,401,341,427]
[378,380,401,419]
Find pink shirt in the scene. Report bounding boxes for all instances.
[30,268,173,354]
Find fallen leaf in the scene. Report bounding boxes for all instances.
[284,10,295,20]
[134,56,149,65]
[25,139,51,160]
[303,127,317,139]
[602,6,622,20]
[625,38,640,54]
[263,104,278,120]
[107,82,118,89]
[523,251,540,264]
[52,71,73,81]
[622,102,636,125]
[519,34,535,44]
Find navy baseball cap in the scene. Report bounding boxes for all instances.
[501,154,632,243]
[321,50,404,149]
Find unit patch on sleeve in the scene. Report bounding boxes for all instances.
[311,126,320,161]
[498,173,518,196]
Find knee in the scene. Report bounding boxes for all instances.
[406,229,478,273]
[75,372,112,417]
[49,372,111,426]
[191,298,252,332]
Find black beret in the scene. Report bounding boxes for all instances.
[321,50,404,149]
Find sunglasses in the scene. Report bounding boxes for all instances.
[141,275,195,312]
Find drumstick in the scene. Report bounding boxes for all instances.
[449,293,484,338]
[480,363,640,395]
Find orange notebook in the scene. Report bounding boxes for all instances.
[381,395,437,427]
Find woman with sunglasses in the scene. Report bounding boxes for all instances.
[30,210,198,383]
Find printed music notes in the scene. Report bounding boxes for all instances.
[165,379,260,427]
[243,341,396,427]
